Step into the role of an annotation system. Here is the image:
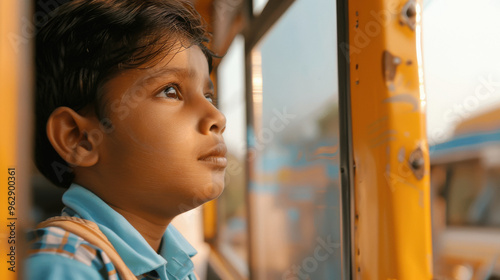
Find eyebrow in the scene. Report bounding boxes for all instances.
[140,67,194,84]
[139,67,213,90]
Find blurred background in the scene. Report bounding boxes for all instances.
[425,0,500,279]
[2,0,500,279]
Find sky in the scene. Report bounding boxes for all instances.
[423,0,500,144]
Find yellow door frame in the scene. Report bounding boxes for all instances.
[346,0,433,278]
[1,1,33,279]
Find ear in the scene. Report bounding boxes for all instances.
[46,107,100,167]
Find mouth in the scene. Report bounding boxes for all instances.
[198,143,228,169]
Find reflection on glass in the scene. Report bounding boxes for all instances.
[249,0,340,279]
[217,35,248,276]
[251,50,263,138]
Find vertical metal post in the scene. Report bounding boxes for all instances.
[337,0,354,279]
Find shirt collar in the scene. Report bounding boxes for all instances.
[61,183,197,278]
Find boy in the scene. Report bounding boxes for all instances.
[27,0,226,279]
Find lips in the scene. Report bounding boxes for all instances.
[198,143,227,168]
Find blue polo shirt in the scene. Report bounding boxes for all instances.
[25,183,198,280]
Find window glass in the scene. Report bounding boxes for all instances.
[248,0,341,278]
[217,35,248,276]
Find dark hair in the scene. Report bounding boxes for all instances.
[35,0,215,188]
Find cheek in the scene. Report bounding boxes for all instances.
[116,111,192,150]
[101,113,196,171]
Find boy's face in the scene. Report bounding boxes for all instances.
[88,44,226,217]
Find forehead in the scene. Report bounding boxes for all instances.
[134,44,210,84]
[142,44,210,83]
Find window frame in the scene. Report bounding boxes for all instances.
[206,0,354,279]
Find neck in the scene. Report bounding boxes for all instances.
[74,170,175,253]
[108,203,172,252]
[74,173,177,252]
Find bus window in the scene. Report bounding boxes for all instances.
[445,159,484,226]
[248,0,341,278]
[445,161,500,227]
[217,34,249,277]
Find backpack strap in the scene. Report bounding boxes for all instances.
[37,216,138,280]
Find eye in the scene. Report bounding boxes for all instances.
[205,94,213,103]
[156,85,181,100]
[205,93,217,107]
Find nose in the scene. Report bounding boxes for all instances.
[200,100,226,135]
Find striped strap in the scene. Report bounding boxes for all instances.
[37,216,138,280]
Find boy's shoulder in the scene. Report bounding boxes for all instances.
[27,225,120,280]
[26,185,198,280]
[26,224,161,280]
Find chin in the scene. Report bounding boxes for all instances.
[205,181,225,201]
[196,179,225,204]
